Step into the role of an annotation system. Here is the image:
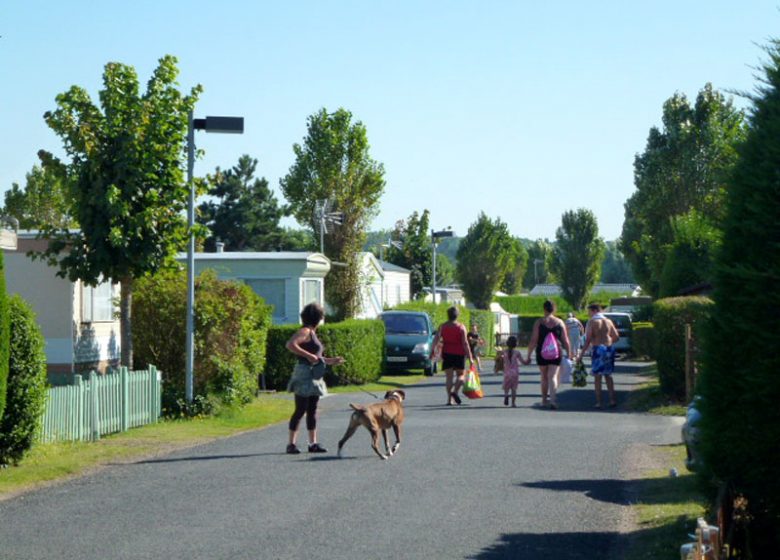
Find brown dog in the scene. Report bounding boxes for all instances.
[337,390,406,460]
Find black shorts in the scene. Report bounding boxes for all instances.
[442,353,466,370]
[535,350,561,366]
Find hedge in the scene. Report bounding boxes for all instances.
[133,269,272,412]
[652,296,713,399]
[264,319,385,390]
[0,252,9,420]
[631,322,655,360]
[0,295,48,465]
[496,292,631,315]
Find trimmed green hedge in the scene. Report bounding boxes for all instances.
[264,319,385,390]
[631,322,655,360]
[496,292,631,315]
[652,297,714,399]
[0,252,9,420]
[0,295,48,465]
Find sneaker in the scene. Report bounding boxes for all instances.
[503,396,509,406]
[451,392,462,405]
[308,443,327,453]
[286,444,301,454]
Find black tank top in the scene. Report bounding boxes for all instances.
[297,330,323,364]
[536,322,562,353]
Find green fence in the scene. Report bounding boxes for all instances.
[39,366,161,443]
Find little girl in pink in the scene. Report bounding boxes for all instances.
[502,336,526,407]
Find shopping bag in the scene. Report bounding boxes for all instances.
[463,366,484,399]
[559,358,573,384]
[572,360,588,387]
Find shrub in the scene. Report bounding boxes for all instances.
[496,295,571,315]
[264,320,385,390]
[631,322,655,360]
[652,297,713,399]
[469,309,494,356]
[0,295,48,465]
[697,43,780,554]
[392,301,471,332]
[0,252,9,420]
[133,269,272,412]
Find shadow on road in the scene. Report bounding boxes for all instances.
[519,476,695,507]
[467,530,617,559]
[128,452,287,465]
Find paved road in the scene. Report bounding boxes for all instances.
[0,362,681,560]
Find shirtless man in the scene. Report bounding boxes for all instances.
[577,303,620,408]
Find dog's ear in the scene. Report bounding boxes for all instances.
[396,390,406,401]
[384,391,394,400]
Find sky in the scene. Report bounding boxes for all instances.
[1,1,777,242]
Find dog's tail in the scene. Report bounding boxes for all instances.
[349,403,367,413]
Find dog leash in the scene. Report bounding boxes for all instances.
[330,370,382,400]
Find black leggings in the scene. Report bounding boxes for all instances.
[289,395,320,431]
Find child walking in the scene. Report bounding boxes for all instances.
[501,336,526,407]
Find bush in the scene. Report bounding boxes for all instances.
[652,297,713,399]
[264,319,385,390]
[0,295,48,465]
[631,322,655,360]
[133,269,272,412]
[0,252,9,420]
[496,295,571,315]
[392,301,471,332]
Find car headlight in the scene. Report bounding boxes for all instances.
[412,343,430,354]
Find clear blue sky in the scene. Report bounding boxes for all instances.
[1,1,777,241]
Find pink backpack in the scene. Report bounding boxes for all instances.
[540,332,561,361]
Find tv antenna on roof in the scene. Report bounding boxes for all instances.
[314,199,344,254]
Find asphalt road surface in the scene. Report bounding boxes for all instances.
[0,362,682,560]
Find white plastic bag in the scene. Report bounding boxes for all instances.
[559,358,573,384]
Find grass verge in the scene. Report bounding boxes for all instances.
[624,444,708,560]
[627,367,687,416]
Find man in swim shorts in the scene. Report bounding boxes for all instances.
[577,304,620,408]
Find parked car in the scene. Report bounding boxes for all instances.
[603,312,632,352]
[379,311,437,376]
[682,396,703,472]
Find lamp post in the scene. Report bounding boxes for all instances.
[431,228,453,304]
[186,113,244,403]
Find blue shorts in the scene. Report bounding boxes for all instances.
[591,345,615,376]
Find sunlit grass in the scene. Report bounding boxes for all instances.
[627,368,687,416]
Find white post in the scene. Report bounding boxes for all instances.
[185,111,195,404]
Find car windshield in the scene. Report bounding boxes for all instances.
[606,315,631,330]
[382,315,429,335]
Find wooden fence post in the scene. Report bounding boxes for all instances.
[685,323,695,403]
[89,370,100,441]
[74,374,83,442]
[120,366,129,432]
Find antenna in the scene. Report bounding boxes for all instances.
[314,198,343,254]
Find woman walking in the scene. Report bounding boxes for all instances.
[525,300,571,410]
[430,306,474,405]
[285,303,344,454]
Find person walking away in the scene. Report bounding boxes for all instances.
[501,336,526,407]
[565,313,584,357]
[525,300,571,410]
[285,303,345,453]
[467,324,485,373]
[430,306,474,405]
[577,303,620,408]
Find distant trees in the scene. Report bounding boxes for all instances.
[385,210,432,298]
[522,239,554,290]
[281,108,385,319]
[620,83,746,296]
[2,164,75,230]
[456,213,518,309]
[36,55,201,368]
[198,155,286,251]
[500,238,529,295]
[600,241,634,284]
[551,209,605,310]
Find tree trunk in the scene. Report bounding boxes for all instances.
[119,276,133,369]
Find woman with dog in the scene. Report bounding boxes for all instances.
[430,306,474,405]
[285,302,344,454]
[525,299,571,410]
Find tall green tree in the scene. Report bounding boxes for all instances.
[386,210,433,298]
[2,164,75,230]
[600,240,635,284]
[551,208,605,310]
[36,55,201,368]
[456,213,517,309]
[658,210,720,296]
[522,239,554,289]
[281,108,385,320]
[698,41,780,553]
[198,155,285,251]
[500,238,529,294]
[620,83,746,296]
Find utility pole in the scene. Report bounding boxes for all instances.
[431,228,454,303]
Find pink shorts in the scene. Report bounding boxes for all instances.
[502,372,519,391]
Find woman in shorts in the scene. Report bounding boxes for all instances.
[525,300,571,409]
[430,306,474,405]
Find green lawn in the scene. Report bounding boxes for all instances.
[624,445,708,559]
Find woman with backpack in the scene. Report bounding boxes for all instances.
[525,300,571,410]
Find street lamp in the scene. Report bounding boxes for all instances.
[186,113,244,403]
[431,228,453,304]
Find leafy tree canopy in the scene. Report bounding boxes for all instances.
[522,239,555,290]
[551,208,605,310]
[2,164,76,230]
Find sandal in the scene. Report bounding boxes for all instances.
[451,392,462,405]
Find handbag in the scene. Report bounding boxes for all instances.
[559,358,573,384]
[310,359,327,380]
[463,365,484,399]
[572,360,588,387]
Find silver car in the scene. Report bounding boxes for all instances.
[682,397,703,472]
[603,312,632,352]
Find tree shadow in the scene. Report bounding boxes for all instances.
[519,477,698,507]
